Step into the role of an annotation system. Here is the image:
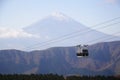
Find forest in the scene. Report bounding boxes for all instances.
[0,74,119,80]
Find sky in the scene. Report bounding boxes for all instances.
[0,0,120,35]
[0,0,120,50]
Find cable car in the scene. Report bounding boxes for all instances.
[76,45,89,57]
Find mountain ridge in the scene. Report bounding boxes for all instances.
[0,41,120,75]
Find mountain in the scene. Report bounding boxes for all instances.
[24,12,120,48]
[0,41,120,76]
[0,12,119,50]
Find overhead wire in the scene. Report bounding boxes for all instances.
[25,17,120,50]
[85,31,120,44]
[27,22,120,50]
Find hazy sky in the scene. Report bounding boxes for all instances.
[0,0,120,35]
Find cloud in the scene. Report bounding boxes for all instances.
[0,28,40,38]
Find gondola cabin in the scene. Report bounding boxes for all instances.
[76,45,89,57]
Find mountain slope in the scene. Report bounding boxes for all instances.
[0,41,120,75]
[24,12,120,48]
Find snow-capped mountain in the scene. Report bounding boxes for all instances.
[24,12,120,49]
[24,12,86,36]
[0,12,119,50]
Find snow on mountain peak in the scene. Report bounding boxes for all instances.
[50,12,71,21]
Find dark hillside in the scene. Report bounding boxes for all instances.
[0,41,120,76]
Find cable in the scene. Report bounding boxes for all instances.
[90,16,120,27]
[25,17,120,50]
[86,31,120,44]
[26,22,120,50]
[27,31,120,50]
[25,18,120,50]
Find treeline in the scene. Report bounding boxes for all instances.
[0,74,119,80]
[66,75,120,80]
[0,74,64,80]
